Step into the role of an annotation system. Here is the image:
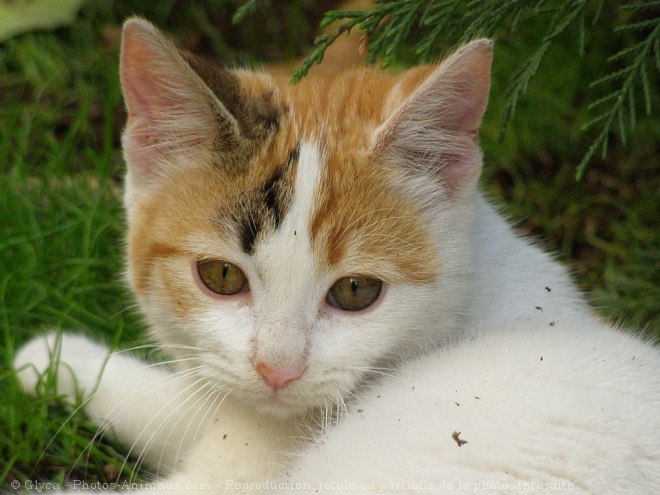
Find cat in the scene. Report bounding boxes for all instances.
[14,17,660,494]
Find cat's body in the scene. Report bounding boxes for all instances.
[14,19,660,494]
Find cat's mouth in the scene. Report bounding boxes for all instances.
[243,388,314,418]
[199,361,354,417]
[250,379,346,418]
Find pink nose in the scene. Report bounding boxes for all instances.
[255,362,303,390]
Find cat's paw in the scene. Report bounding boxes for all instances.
[14,332,111,403]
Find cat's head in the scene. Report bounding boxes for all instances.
[119,18,492,417]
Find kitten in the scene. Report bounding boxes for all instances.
[15,18,660,494]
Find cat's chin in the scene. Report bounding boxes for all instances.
[249,394,313,418]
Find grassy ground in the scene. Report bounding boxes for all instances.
[1,1,658,488]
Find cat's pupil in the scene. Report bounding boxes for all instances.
[327,276,382,312]
[197,260,248,296]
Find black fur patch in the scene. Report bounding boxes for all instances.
[238,145,300,254]
[180,51,282,173]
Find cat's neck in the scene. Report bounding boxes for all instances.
[466,194,590,330]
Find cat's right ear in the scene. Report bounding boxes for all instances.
[120,18,239,189]
[372,39,492,202]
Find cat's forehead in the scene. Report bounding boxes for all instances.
[207,142,436,280]
[128,68,439,295]
[230,70,438,283]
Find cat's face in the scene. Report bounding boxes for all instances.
[119,19,491,417]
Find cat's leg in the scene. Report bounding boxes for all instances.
[55,400,305,495]
[114,402,305,495]
[14,332,208,473]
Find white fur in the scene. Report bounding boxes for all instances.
[277,320,660,494]
[468,195,589,328]
[15,187,660,494]
[13,27,660,495]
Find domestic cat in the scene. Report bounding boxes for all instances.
[14,18,660,494]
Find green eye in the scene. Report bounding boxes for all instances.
[197,260,248,296]
[327,276,382,312]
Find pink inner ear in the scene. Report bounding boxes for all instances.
[121,20,160,121]
[119,19,221,186]
[438,46,492,135]
[121,20,192,125]
[375,40,493,200]
[440,143,482,198]
[120,21,181,183]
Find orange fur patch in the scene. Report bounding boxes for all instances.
[127,64,441,304]
[278,68,439,284]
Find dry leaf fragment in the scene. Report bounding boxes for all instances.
[452,431,468,447]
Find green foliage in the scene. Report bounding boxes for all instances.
[579,2,660,179]
[284,0,660,180]
[110,0,327,63]
[232,0,270,24]
[0,2,144,484]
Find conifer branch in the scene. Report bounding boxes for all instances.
[232,0,269,24]
[577,14,660,179]
[235,0,660,179]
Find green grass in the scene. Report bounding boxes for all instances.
[0,2,144,483]
[1,1,658,488]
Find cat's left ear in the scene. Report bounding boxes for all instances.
[373,39,492,201]
[120,18,241,189]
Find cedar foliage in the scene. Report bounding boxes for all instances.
[238,0,660,179]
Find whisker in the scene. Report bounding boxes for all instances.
[172,386,234,469]
[70,365,204,479]
[152,381,221,476]
[342,366,397,379]
[121,372,211,481]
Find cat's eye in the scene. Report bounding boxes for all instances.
[327,276,382,312]
[197,260,248,296]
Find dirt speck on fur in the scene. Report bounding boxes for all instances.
[452,431,468,447]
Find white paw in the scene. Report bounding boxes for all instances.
[14,331,111,403]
